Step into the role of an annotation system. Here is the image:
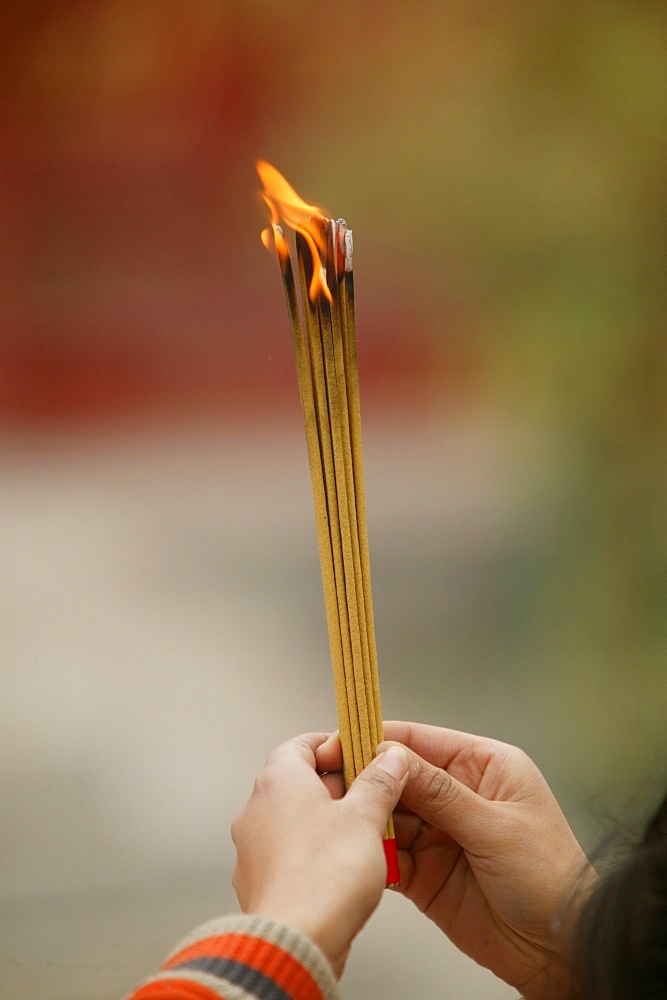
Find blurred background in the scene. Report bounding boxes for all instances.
[2,2,666,998]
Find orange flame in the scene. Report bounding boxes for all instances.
[257,159,332,302]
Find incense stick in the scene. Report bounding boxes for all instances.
[273,226,357,788]
[337,222,384,758]
[260,172,398,885]
[295,230,363,785]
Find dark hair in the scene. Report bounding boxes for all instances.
[574,790,667,999]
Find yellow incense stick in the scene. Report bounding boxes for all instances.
[258,162,398,884]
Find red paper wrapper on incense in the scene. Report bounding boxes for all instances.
[258,160,398,886]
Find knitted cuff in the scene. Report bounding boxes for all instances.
[134,913,340,1000]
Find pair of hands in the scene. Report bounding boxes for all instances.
[231,722,596,997]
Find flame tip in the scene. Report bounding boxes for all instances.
[258,159,339,301]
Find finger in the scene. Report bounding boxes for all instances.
[392,810,424,850]
[320,771,346,800]
[314,731,342,773]
[382,721,500,771]
[256,733,334,791]
[381,742,492,849]
[344,746,410,832]
[393,811,460,858]
[265,732,330,768]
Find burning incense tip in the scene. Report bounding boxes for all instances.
[272,224,290,266]
[344,229,354,272]
[257,158,324,221]
[257,159,332,302]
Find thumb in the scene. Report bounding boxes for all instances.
[344,746,410,830]
[377,741,490,848]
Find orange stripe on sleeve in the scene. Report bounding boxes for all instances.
[129,978,222,1000]
[164,934,324,1000]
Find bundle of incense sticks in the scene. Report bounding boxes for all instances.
[257,160,398,886]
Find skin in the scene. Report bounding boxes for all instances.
[382,722,598,999]
[232,722,598,997]
[231,733,410,978]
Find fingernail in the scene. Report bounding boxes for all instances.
[377,746,410,781]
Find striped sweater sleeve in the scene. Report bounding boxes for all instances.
[124,914,340,1000]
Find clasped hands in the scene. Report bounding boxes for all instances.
[232,722,597,998]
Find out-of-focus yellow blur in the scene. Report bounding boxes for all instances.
[2,3,665,998]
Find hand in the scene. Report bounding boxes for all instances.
[231,733,410,978]
[317,723,597,1000]
[386,722,597,999]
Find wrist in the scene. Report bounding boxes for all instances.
[246,900,345,978]
[516,866,599,1000]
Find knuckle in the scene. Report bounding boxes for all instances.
[496,740,532,772]
[498,744,539,784]
[420,765,457,811]
[263,745,284,769]
[505,743,529,767]
[361,764,399,799]
[251,771,270,798]
[230,812,242,845]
